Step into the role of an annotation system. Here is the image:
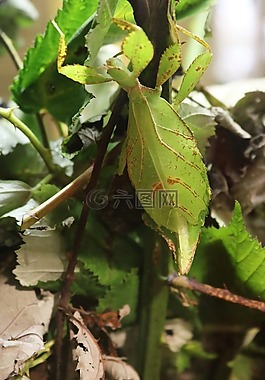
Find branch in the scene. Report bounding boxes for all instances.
[0,107,56,174]
[167,273,265,313]
[21,166,93,230]
[55,90,127,380]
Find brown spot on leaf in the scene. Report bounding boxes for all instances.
[152,182,163,191]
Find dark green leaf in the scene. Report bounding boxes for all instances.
[97,268,139,324]
[190,202,265,325]
[11,0,98,122]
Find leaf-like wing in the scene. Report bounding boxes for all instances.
[122,83,210,274]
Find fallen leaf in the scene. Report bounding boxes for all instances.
[0,276,54,379]
[13,230,67,286]
[71,311,104,380]
[103,356,140,380]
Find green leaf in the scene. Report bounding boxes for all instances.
[97,268,139,324]
[189,202,265,325]
[174,51,212,107]
[0,180,31,217]
[11,0,98,121]
[120,84,210,274]
[218,203,265,300]
[156,43,182,87]
[86,0,120,65]
[79,215,141,287]
[72,268,107,298]
[176,0,217,20]
[192,202,265,300]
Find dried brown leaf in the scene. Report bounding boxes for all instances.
[0,276,54,379]
[103,356,140,380]
[71,311,104,380]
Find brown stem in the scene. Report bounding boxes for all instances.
[55,90,126,380]
[168,273,265,313]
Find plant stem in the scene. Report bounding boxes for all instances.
[0,29,22,70]
[168,274,265,313]
[138,229,170,380]
[0,107,56,174]
[55,90,127,380]
[128,2,172,379]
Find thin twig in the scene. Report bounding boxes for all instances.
[167,273,265,313]
[55,90,127,380]
[0,29,22,70]
[21,167,93,230]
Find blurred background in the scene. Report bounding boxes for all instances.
[1,0,265,100]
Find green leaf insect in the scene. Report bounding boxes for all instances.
[55,19,211,274]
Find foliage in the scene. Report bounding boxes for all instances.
[1,0,265,380]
